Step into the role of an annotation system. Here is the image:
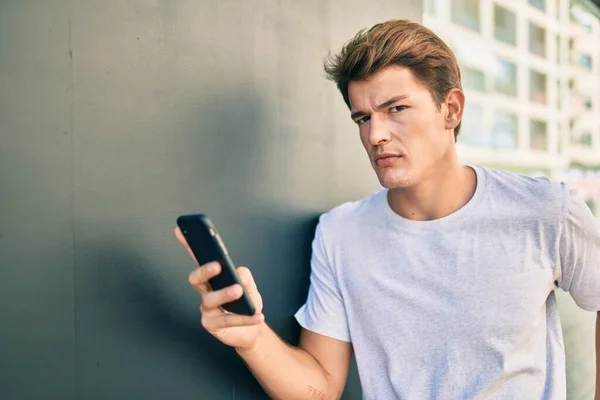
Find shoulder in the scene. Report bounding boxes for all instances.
[317,189,384,235]
[480,166,565,216]
[562,183,598,234]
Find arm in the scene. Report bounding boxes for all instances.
[237,326,353,400]
[238,215,354,399]
[176,214,352,399]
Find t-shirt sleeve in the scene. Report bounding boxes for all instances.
[557,186,600,311]
[294,219,351,342]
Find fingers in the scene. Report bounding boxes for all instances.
[188,261,221,294]
[202,311,264,331]
[237,267,257,292]
[201,283,244,310]
[188,261,261,325]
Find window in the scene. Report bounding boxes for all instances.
[494,58,518,97]
[461,105,487,147]
[492,111,518,149]
[581,132,593,146]
[529,22,546,57]
[572,5,594,32]
[530,70,547,104]
[580,54,592,70]
[568,38,575,64]
[451,0,480,32]
[462,66,486,92]
[556,36,561,63]
[572,130,593,147]
[585,97,593,110]
[530,119,548,151]
[529,0,546,11]
[494,5,516,45]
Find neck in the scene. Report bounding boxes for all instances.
[387,155,477,222]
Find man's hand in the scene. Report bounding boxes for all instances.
[175,227,265,352]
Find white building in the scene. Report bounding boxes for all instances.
[423,0,600,214]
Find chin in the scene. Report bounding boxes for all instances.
[376,169,414,188]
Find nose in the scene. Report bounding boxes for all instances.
[368,115,391,146]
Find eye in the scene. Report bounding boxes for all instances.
[355,116,370,125]
[390,105,407,113]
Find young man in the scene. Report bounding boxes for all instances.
[176,19,600,399]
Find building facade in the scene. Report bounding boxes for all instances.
[423,0,600,216]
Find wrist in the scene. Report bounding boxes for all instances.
[235,321,269,357]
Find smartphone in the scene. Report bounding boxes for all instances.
[177,214,256,316]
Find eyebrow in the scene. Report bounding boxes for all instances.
[350,95,410,120]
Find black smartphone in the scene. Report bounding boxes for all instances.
[177,214,256,316]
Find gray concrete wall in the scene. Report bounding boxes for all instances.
[0,1,422,399]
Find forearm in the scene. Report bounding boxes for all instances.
[236,323,332,400]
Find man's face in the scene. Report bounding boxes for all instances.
[348,65,456,189]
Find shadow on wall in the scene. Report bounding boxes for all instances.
[73,76,339,398]
[79,222,320,398]
[168,75,325,348]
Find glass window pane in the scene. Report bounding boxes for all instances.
[529,22,546,57]
[462,66,486,92]
[580,54,592,70]
[572,130,593,147]
[571,4,594,32]
[451,0,480,32]
[461,105,488,147]
[530,119,548,151]
[530,70,547,104]
[494,58,518,97]
[529,0,546,11]
[494,5,516,45]
[582,132,593,146]
[585,97,593,110]
[492,111,518,149]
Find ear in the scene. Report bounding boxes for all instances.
[444,89,465,131]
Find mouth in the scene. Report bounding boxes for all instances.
[373,153,403,168]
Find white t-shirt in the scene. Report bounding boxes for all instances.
[295,165,600,399]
